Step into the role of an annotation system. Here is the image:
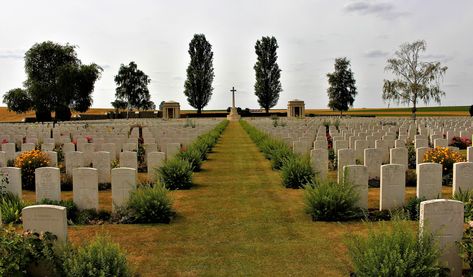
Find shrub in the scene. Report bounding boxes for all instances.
[403,196,426,221]
[0,192,25,224]
[62,234,132,277]
[304,180,361,221]
[450,136,472,150]
[453,188,473,222]
[458,223,473,271]
[347,221,447,276]
[281,156,314,188]
[14,149,50,190]
[157,158,193,190]
[424,146,465,185]
[177,147,203,172]
[270,146,295,170]
[0,227,60,276]
[120,184,174,224]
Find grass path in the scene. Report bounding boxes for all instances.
[69,121,373,276]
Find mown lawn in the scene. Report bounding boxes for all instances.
[56,121,410,276]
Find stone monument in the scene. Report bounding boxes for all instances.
[227,86,241,121]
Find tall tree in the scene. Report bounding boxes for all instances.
[114,61,155,117]
[327,57,358,116]
[383,40,448,120]
[254,36,282,114]
[3,41,102,121]
[184,34,214,114]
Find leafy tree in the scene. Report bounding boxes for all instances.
[254,36,282,114]
[383,40,448,120]
[3,41,102,122]
[114,61,155,116]
[327,57,358,116]
[469,105,473,116]
[2,88,32,113]
[111,99,128,112]
[184,34,214,114]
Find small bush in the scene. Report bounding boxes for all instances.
[0,227,60,276]
[407,143,416,169]
[281,156,314,188]
[0,192,25,224]
[403,196,426,221]
[62,234,132,277]
[304,180,361,221]
[453,188,473,222]
[157,158,193,190]
[177,147,203,172]
[450,136,472,150]
[458,224,473,271]
[424,146,465,185]
[121,184,174,224]
[14,149,50,190]
[347,221,447,276]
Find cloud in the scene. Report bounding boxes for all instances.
[343,0,408,20]
[0,49,25,59]
[420,54,453,63]
[364,50,390,58]
[100,64,111,69]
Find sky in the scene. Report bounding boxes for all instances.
[1,0,472,111]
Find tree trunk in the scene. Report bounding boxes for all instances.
[265,107,269,114]
[412,101,417,121]
[35,110,52,122]
[55,106,72,121]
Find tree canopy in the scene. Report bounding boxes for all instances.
[2,41,102,121]
[254,36,282,114]
[114,61,155,113]
[184,34,214,114]
[326,57,357,115]
[383,40,448,120]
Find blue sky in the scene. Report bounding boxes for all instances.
[1,0,472,110]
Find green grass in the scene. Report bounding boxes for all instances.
[68,121,403,276]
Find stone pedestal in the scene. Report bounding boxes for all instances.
[227,107,241,121]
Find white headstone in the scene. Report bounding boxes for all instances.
[0,167,22,197]
[73,167,98,210]
[93,151,111,184]
[35,167,61,202]
[419,199,464,277]
[337,149,355,184]
[119,151,138,170]
[380,164,405,210]
[147,152,166,183]
[452,162,473,196]
[344,165,368,209]
[416,163,442,200]
[310,148,328,180]
[111,167,136,212]
[22,205,68,242]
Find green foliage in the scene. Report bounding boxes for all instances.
[347,221,447,276]
[7,41,103,121]
[2,88,33,113]
[114,61,155,112]
[14,149,50,190]
[0,192,25,224]
[62,234,132,277]
[281,156,314,189]
[0,227,60,276]
[403,197,426,221]
[177,147,203,172]
[458,225,473,271]
[453,188,473,222]
[327,57,357,114]
[383,40,448,120]
[304,180,361,221]
[111,99,128,111]
[254,36,282,113]
[157,158,193,190]
[407,143,416,169]
[184,34,214,114]
[121,184,174,224]
[240,120,295,170]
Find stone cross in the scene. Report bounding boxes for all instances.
[230,86,237,108]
